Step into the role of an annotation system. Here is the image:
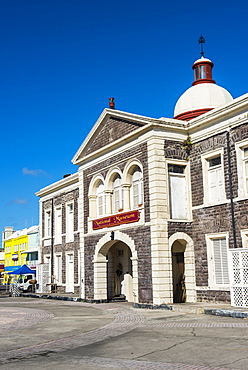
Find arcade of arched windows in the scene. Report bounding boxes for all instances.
[88,161,143,219]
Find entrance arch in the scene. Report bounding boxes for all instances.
[93,231,138,302]
[169,232,196,303]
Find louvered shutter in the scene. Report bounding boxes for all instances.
[213,238,229,285]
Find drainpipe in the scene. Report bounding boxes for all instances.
[51,198,54,283]
[226,129,237,248]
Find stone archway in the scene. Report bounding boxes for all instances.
[169,232,196,303]
[93,231,138,303]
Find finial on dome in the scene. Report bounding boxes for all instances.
[198,35,205,57]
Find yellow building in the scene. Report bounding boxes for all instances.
[3,228,29,283]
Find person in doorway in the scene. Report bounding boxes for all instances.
[121,271,133,302]
[114,263,123,296]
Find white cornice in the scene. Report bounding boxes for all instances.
[36,173,79,198]
[188,93,248,127]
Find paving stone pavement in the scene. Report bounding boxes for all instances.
[0,299,247,369]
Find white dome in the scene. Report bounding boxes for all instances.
[174,83,233,118]
[193,57,212,64]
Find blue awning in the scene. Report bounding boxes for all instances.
[7,264,36,275]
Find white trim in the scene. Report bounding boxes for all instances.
[241,229,248,248]
[206,232,230,289]
[65,251,74,293]
[54,253,62,284]
[36,173,79,197]
[166,159,192,221]
[235,139,248,199]
[169,232,197,303]
[201,148,226,206]
[54,207,62,245]
[66,201,74,243]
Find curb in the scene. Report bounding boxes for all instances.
[10,294,248,319]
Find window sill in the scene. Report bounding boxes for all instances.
[168,219,193,223]
[192,199,229,210]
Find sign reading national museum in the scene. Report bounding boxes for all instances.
[92,210,140,230]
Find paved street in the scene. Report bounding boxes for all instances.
[0,297,248,369]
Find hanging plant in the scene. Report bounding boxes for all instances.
[182,136,192,158]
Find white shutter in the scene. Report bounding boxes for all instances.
[55,208,62,244]
[133,183,139,208]
[216,167,224,201]
[209,168,217,202]
[169,175,187,219]
[213,238,229,285]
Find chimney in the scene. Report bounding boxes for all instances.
[109,97,115,109]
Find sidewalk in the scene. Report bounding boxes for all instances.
[18,291,248,319]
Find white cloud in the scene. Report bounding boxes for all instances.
[22,167,47,177]
[12,198,28,205]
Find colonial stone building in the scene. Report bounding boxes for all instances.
[36,53,248,305]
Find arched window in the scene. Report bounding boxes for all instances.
[131,168,143,208]
[112,175,123,213]
[96,181,105,217]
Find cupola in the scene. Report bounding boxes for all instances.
[174,36,233,121]
[192,57,215,86]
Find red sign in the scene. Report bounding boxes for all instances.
[93,210,140,230]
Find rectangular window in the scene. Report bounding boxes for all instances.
[98,195,104,216]
[212,238,229,285]
[55,208,62,244]
[55,254,62,284]
[45,210,51,237]
[241,230,248,248]
[168,164,188,220]
[202,150,226,205]
[208,155,224,203]
[235,141,248,198]
[243,148,248,194]
[14,245,19,252]
[66,203,74,242]
[207,234,229,288]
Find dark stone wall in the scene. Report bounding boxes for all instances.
[85,116,144,156]
[41,188,80,294]
[197,290,231,303]
[84,225,153,303]
[164,130,244,303]
[83,142,150,234]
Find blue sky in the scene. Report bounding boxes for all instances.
[1,0,248,238]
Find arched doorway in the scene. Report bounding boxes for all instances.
[93,231,138,303]
[172,240,186,303]
[107,241,133,301]
[169,232,197,303]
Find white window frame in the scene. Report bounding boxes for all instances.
[130,168,143,209]
[206,233,230,289]
[54,253,62,284]
[66,202,74,243]
[241,229,248,248]
[96,182,105,217]
[112,175,123,213]
[55,207,62,245]
[45,210,51,238]
[202,148,226,205]
[167,159,191,221]
[235,139,248,199]
[44,254,52,282]
[66,251,74,293]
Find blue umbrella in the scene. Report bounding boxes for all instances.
[7,264,36,275]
